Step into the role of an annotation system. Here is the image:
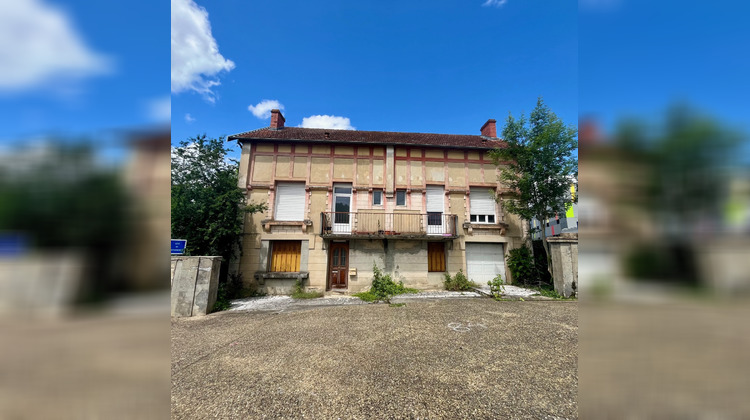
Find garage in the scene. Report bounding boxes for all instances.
[465,243,506,285]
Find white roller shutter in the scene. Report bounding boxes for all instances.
[470,188,496,216]
[465,243,506,285]
[274,183,305,221]
[426,186,444,213]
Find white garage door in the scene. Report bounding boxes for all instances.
[465,243,506,285]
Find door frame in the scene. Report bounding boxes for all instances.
[327,241,349,290]
[332,184,353,233]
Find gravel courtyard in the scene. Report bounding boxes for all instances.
[171,298,577,419]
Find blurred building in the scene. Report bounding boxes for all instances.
[123,129,171,291]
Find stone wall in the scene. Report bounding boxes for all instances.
[170,256,222,317]
[547,233,578,298]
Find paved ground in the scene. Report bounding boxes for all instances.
[228,285,545,313]
[172,298,577,419]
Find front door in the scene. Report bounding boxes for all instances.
[328,242,349,289]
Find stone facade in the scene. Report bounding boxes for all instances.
[229,112,526,294]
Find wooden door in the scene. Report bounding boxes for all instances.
[329,242,349,289]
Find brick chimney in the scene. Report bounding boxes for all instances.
[480,119,497,138]
[270,109,285,129]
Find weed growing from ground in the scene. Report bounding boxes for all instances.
[291,278,324,299]
[353,264,418,303]
[443,270,479,291]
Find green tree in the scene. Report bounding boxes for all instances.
[489,98,578,275]
[171,135,266,274]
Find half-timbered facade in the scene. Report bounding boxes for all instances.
[228,109,527,294]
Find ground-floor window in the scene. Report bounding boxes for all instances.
[271,241,301,272]
[428,242,446,272]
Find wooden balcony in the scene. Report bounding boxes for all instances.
[320,212,458,240]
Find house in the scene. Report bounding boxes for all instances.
[227,109,527,294]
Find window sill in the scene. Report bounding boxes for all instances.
[254,271,309,284]
[262,219,313,233]
[462,222,508,235]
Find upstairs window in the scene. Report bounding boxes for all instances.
[396,190,406,206]
[275,182,305,221]
[372,190,383,206]
[469,187,496,224]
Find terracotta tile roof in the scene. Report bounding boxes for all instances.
[228,126,505,150]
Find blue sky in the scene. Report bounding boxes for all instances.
[0,0,168,145]
[171,0,578,159]
[580,0,750,136]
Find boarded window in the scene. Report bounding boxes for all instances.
[270,241,301,272]
[428,242,446,272]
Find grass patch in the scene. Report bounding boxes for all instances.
[353,291,379,302]
[291,290,324,299]
[389,303,406,307]
[528,283,576,300]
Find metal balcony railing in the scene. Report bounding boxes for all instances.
[320,212,457,237]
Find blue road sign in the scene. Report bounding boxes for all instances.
[171,239,187,255]
[0,232,28,256]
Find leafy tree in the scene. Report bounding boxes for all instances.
[171,135,266,273]
[489,98,578,275]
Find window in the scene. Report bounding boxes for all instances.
[428,242,446,272]
[396,190,406,206]
[270,241,301,272]
[372,190,383,206]
[274,182,305,221]
[469,187,496,224]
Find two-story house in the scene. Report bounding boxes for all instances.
[228,109,527,294]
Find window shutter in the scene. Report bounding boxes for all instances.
[426,186,444,213]
[470,188,496,216]
[275,183,305,221]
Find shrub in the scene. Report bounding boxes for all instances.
[354,264,418,303]
[507,245,541,286]
[488,274,505,298]
[443,270,478,291]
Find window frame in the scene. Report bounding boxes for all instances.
[270,241,301,272]
[372,190,383,206]
[396,190,406,206]
[469,187,497,225]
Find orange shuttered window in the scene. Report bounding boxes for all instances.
[270,241,301,272]
[428,242,446,272]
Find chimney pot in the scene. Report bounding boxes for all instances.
[270,109,285,129]
[481,119,497,138]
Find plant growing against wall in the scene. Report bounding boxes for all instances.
[443,270,478,291]
[353,263,417,303]
[506,244,540,286]
[488,274,505,298]
[489,98,578,276]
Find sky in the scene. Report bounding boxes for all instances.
[170,0,578,159]
[0,0,168,146]
[579,0,750,136]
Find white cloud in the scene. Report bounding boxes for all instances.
[0,0,112,93]
[248,99,284,119]
[482,0,508,6]
[299,115,355,130]
[147,96,171,122]
[171,0,235,101]
[185,113,195,123]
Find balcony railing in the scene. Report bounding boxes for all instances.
[320,212,458,238]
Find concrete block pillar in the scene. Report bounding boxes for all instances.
[547,234,578,298]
